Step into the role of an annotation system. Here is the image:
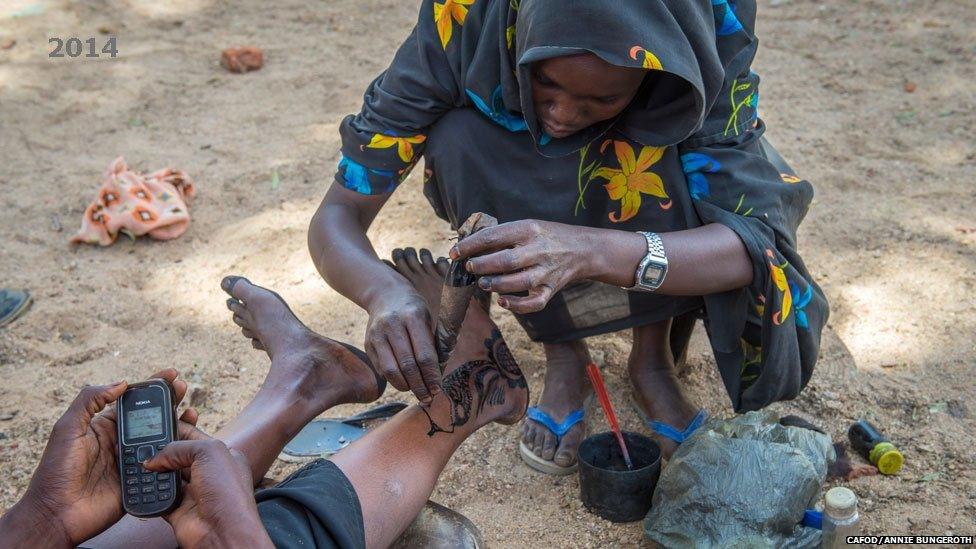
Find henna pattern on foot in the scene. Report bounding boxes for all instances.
[423,329,527,436]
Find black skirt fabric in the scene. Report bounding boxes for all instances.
[422,107,705,343]
[256,459,365,549]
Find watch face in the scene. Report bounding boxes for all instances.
[642,264,664,285]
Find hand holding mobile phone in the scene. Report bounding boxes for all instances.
[117,379,182,517]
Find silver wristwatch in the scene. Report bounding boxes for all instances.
[627,231,668,292]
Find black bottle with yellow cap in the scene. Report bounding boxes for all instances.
[848,420,904,475]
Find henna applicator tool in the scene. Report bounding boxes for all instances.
[435,212,498,370]
[585,362,633,470]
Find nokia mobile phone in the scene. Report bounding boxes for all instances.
[117,379,182,517]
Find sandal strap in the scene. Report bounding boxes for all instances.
[526,406,585,440]
[650,409,707,445]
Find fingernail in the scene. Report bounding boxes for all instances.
[498,297,508,308]
[449,246,459,259]
[465,260,474,272]
[478,277,491,290]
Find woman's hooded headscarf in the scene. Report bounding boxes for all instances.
[342,0,757,167]
[502,0,746,155]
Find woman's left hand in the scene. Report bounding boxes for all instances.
[452,219,613,314]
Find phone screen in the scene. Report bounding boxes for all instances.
[125,407,163,439]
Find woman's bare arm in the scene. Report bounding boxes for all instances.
[309,184,407,310]
[308,183,442,402]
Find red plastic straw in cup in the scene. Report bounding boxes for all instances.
[585,362,633,470]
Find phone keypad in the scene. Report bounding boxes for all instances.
[121,448,176,510]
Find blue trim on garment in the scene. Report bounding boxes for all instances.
[789,280,814,328]
[337,155,398,195]
[466,87,529,133]
[464,87,560,147]
[650,409,707,444]
[526,407,585,441]
[712,0,744,36]
[680,152,721,201]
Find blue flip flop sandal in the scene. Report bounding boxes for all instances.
[649,409,708,445]
[630,394,707,447]
[518,406,586,475]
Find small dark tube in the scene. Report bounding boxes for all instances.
[433,212,497,370]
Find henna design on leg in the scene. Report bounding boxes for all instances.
[423,330,527,437]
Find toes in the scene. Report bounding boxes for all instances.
[419,248,437,273]
[391,248,410,274]
[251,339,265,350]
[221,275,256,302]
[553,448,576,468]
[226,297,247,317]
[522,422,536,444]
[232,314,247,328]
[435,257,451,277]
[540,430,558,461]
[403,247,421,272]
[553,425,583,467]
[241,327,256,339]
[220,275,244,294]
[532,425,547,456]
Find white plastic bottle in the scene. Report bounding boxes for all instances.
[821,486,860,548]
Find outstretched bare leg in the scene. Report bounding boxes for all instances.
[332,248,527,548]
[86,262,527,549]
[84,277,386,548]
[217,276,386,479]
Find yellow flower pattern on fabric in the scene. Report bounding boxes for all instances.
[629,46,662,70]
[592,141,669,223]
[434,0,474,49]
[766,249,792,325]
[366,133,427,163]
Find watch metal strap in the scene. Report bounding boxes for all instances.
[628,231,667,291]
[642,231,666,261]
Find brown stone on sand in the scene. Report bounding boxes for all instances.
[845,463,879,481]
[1,38,16,50]
[220,47,263,73]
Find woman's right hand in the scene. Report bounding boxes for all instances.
[365,290,441,403]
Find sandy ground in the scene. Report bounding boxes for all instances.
[1,0,974,545]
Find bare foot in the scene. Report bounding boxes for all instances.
[521,340,592,468]
[221,276,385,408]
[390,247,450,312]
[630,320,700,459]
[390,249,528,427]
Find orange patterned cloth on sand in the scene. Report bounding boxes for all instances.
[71,157,196,246]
